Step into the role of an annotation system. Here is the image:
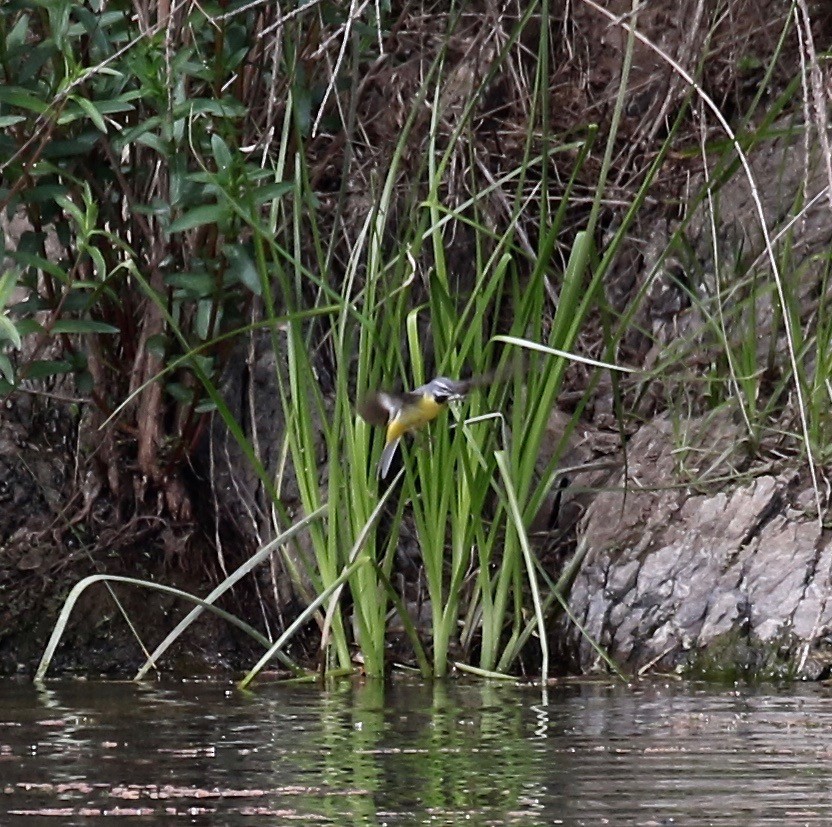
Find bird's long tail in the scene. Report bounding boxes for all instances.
[379,437,401,479]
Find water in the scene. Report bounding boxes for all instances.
[2,677,831,825]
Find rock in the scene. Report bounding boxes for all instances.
[566,412,830,678]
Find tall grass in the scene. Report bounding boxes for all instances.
[222,3,621,681]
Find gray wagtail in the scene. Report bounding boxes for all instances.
[358,374,493,478]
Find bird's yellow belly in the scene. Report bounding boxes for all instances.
[387,397,443,442]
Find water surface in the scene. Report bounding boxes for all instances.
[2,677,831,824]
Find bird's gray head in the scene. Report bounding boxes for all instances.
[419,376,465,404]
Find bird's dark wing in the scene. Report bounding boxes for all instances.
[357,390,422,426]
[357,392,394,426]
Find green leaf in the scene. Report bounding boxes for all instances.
[42,131,99,158]
[61,289,97,312]
[0,86,49,114]
[0,316,22,349]
[168,203,229,233]
[50,319,120,334]
[87,245,107,279]
[25,184,70,205]
[59,96,132,128]
[93,95,140,114]
[185,171,216,185]
[165,272,214,297]
[73,95,108,133]
[251,181,294,205]
[136,132,168,156]
[14,318,45,336]
[224,243,261,295]
[173,98,247,119]
[242,166,276,182]
[146,334,168,358]
[0,271,18,308]
[165,382,194,403]
[190,353,214,377]
[55,195,86,229]
[6,13,29,53]
[0,116,26,128]
[195,298,215,340]
[18,43,54,88]
[118,114,163,146]
[211,134,232,170]
[26,359,74,379]
[11,251,68,282]
[0,353,15,384]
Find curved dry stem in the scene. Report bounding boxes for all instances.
[134,505,327,680]
[36,575,281,682]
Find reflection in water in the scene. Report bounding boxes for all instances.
[2,678,832,824]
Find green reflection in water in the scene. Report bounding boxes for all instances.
[302,680,540,823]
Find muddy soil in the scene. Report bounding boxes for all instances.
[0,393,294,677]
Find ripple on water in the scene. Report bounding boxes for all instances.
[2,679,832,825]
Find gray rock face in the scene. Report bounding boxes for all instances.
[564,118,832,679]
[567,415,830,677]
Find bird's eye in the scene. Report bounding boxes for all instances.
[433,393,449,404]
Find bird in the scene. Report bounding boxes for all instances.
[357,374,492,478]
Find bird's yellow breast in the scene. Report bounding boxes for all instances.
[386,395,444,442]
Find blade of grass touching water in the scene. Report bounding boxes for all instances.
[318,468,404,669]
[238,553,371,689]
[133,505,327,680]
[528,539,627,681]
[37,575,291,682]
[495,451,548,684]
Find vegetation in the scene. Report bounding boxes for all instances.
[4,1,832,682]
